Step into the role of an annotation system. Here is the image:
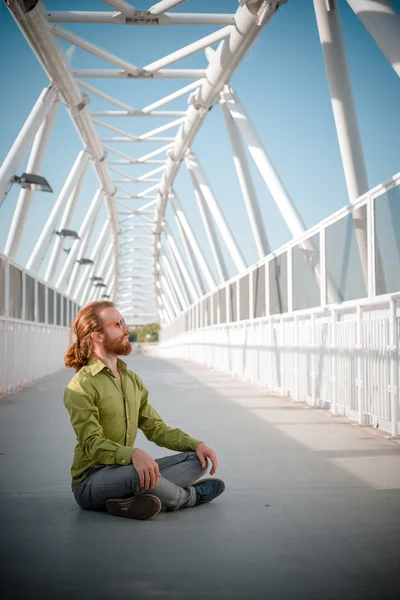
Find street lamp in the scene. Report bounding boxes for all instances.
[57,229,79,239]
[0,172,53,209]
[13,173,53,192]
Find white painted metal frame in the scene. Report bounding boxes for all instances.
[4,99,59,259]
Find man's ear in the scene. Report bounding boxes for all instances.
[91,330,104,343]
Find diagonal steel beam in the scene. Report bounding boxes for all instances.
[51,25,140,76]
[6,0,120,286]
[153,1,287,306]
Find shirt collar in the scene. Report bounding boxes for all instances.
[117,358,128,372]
[88,358,106,376]
[88,357,128,376]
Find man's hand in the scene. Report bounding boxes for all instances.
[196,442,218,476]
[131,449,161,489]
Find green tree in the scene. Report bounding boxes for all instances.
[137,323,160,343]
[128,329,137,342]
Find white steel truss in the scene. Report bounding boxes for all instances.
[1,0,399,331]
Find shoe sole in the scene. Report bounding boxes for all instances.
[106,494,161,520]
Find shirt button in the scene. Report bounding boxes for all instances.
[122,460,125,464]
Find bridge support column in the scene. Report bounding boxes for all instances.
[346,0,400,78]
[27,150,90,275]
[103,262,116,303]
[221,87,307,239]
[76,220,111,306]
[186,153,246,274]
[185,157,228,284]
[313,0,369,286]
[45,158,90,284]
[220,99,270,261]
[56,188,103,293]
[159,276,178,318]
[161,241,190,308]
[170,194,216,292]
[161,291,175,323]
[87,242,113,303]
[0,85,58,210]
[68,190,104,298]
[161,272,181,316]
[4,99,59,260]
[163,224,199,303]
[161,255,188,311]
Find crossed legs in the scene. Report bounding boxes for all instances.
[73,451,208,512]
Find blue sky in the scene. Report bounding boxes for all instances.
[0,0,399,283]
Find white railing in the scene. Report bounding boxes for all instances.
[0,320,68,396]
[0,253,76,396]
[156,295,400,437]
[157,173,400,437]
[161,173,400,340]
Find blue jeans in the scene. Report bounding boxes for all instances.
[73,451,207,511]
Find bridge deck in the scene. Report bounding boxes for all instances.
[0,354,399,600]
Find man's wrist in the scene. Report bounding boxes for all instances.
[116,445,135,466]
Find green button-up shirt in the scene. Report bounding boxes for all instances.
[64,358,201,488]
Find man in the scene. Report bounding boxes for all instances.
[64,300,225,520]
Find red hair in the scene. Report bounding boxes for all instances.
[64,301,114,372]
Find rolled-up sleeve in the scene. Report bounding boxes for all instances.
[136,375,201,452]
[64,381,133,466]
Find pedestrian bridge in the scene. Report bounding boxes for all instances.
[1,1,400,598]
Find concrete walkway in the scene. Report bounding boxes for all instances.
[0,354,399,600]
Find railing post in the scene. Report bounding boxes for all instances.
[265,261,270,318]
[294,315,299,402]
[356,305,364,425]
[287,247,293,313]
[320,226,327,305]
[269,318,273,392]
[22,268,26,324]
[311,312,316,406]
[237,279,241,323]
[331,308,338,415]
[249,269,254,321]
[280,316,285,397]
[45,284,48,326]
[367,191,376,298]
[4,260,10,318]
[389,298,398,437]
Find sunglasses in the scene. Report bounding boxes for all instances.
[102,317,127,331]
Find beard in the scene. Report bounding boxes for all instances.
[103,332,132,356]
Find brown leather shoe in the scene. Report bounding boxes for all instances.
[106,494,161,520]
